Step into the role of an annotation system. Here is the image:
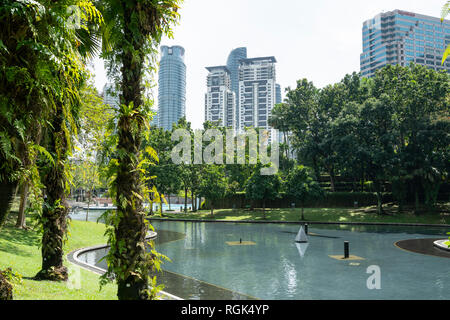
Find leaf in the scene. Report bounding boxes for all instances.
[441,45,450,65]
[145,146,159,162]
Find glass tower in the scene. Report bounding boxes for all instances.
[226,47,247,127]
[360,10,450,78]
[158,45,186,130]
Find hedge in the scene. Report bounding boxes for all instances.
[203,192,395,210]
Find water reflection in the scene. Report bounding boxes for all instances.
[75,220,450,300]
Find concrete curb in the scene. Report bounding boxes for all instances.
[66,231,183,300]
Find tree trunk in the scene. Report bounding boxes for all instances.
[113,3,153,300]
[376,191,384,215]
[35,110,69,281]
[86,191,90,222]
[16,181,29,229]
[184,187,188,214]
[262,200,266,219]
[374,179,386,215]
[168,193,171,210]
[301,205,305,221]
[0,181,17,229]
[329,169,336,192]
[0,271,13,300]
[283,131,289,159]
[423,179,441,213]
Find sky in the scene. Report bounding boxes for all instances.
[91,0,447,129]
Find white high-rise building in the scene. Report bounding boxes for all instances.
[204,66,236,128]
[237,57,277,140]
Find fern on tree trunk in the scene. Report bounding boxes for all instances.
[35,111,69,281]
[0,181,17,229]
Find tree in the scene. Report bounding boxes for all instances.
[285,165,323,220]
[0,0,58,228]
[198,165,227,216]
[70,83,113,220]
[70,160,101,220]
[97,0,181,300]
[244,164,282,219]
[269,103,291,160]
[0,0,102,280]
[372,64,449,213]
[187,164,202,212]
[355,96,397,215]
[143,126,180,214]
[33,0,103,282]
[172,117,194,213]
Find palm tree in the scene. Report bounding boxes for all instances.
[33,1,102,281]
[0,1,45,228]
[96,0,181,300]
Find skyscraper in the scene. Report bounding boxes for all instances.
[204,66,236,128]
[360,9,450,78]
[158,45,186,130]
[226,47,247,127]
[238,56,277,140]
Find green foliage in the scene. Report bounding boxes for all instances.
[272,65,449,213]
[244,164,282,218]
[0,0,104,269]
[95,0,182,299]
[285,165,323,205]
[143,126,181,212]
[198,165,227,214]
[0,268,23,287]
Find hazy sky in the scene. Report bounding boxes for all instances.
[91,0,446,129]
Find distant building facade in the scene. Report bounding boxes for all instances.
[204,66,236,128]
[158,45,186,130]
[360,9,450,77]
[237,56,277,140]
[204,50,278,142]
[102,83,119,109]
[275,83,282,106]
[226,47,247,126]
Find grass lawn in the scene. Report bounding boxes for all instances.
[0,210,117,300]
[157,205,450,225]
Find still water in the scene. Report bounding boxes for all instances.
[71,213,450,300]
